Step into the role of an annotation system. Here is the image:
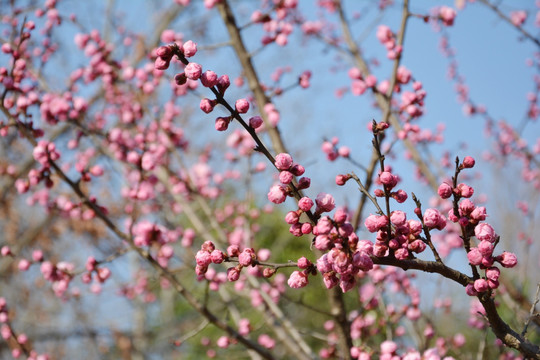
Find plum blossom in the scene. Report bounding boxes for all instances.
[267,185,287,204]
[287,271,308,288]
[474,223,496,242]
[315,192,335,213]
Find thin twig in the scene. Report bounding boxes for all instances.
[522,282,540,337]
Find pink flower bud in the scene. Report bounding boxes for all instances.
[216,336,229,348]
[314,235,331,251]
[31,250,43,262]
[365,74,377,87]
[289,223,302,236]
[235,98,250,114]
[497,252,517,268]
[287,270,308,288]
[316,217,333,235]
[227,245,240,257]
[86,256,97,271]
[210,250,225,264]
[290,163,305,176]
[478,240,494,257]
[200,70,218,87]
[352,251,373,271]
[470,206,487,221]
[380,340,397,354]
[195,265,207,276]
[474,223,496,242]
[299,70,311,88]
[459,200,474,216]
[227,266,241,281]
[267,185,287,204]
[238,248,256,266]
[1,43,13,54]
[438,183,453,199]
[182,40,197,57]
[184,62,202,80]
[156,45,173,60]
[315,192,335,213]
[392,189,408,203]
[249,116,263,129]
[1,246,12,257]
[467,248,483,266]
[340,276,356,293]
[439,6,457,26]
[510,10,527,26]
[297,177,311,190]
[285,211,300,224]
[379,171,398,188]
[488,278,499,289]
[364,214,388,233]
[274,153,293,170]
[334,208,348,224]
[174,72,187,85]
[390,210,407,226]
[338,146,350,158]
[279,170,293,184]
[409,239,426,253]
[201,241,215,253]
[486,267,500,281]
[18,259,30,271]
[200,98,216,113]
[154,57,170,70]
[297,257,311,269]
[97,267,111,282]
[217,74,230,95]
[423,208,443,229]
[474,279,489,292]
[196,250,212,267]
[301,223,312,234]
[465,283,478,296]
[215,117,229,131]
[396,66,411,84]
[462,156,475,168]
[298,197,314,212]
[335,174,350,186]
[458,183,474,198]
[263,268,276,277]
[322,273,339,289]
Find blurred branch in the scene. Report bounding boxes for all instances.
[522,282,540,337]
[216,0,288,156]
[336,0,439,191]
[478,0,540,48]
[1,105,278,360]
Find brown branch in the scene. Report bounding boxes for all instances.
[335,0,439,191]
[478,0,540,48]
[216,0,288,156]
[1,107,277,360]
[522,282,540,337]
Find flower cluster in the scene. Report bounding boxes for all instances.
[365,210,428,260]
[436,157,518,294]
[82,256,112,294]
[250,0,298,46]
[194,241,276,283]
[374,169,408,203]
[376,25,402,59]
[267,152,309,204]
[510,10,527,27]
[438,6,457,26]
[348,67,378,96]
[397,81,426,120]
[321,137,350,161]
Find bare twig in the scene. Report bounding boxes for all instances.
[522,282,540,337]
